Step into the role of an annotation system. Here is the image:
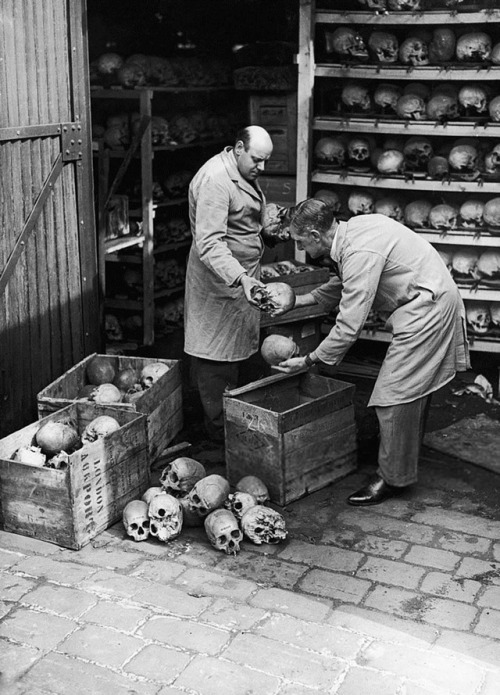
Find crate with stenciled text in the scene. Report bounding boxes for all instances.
[37,353,182,463]
[0,402,149,549]
[224,371,357,506]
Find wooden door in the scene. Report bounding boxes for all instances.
[0,0,99,437]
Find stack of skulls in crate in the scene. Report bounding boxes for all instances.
[11,414,121,470]
[78,355,170,405]
[122,463,287,553]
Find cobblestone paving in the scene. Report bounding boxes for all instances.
[1,442,500,695]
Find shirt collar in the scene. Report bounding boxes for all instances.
[330,220,346,262]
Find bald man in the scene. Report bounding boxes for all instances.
[184,126,274,442]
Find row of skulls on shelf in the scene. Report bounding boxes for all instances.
[105,313,142,343]
[130,170,192,203]
[314,134,500,180]
[155,216,191,244]
[437,246,500,285]
[122,457,287,554]
[94,109,234,150]
[357,0,481,9]
[338,81,500,122]
[106,258,186,300]
[324,26,500,66]
[91,53,232,89]
[317,189,500,231]
[105,297,185,343]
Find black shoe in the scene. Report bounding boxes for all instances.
[347,474,399,507]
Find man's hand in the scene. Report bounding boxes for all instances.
[240,274,265,307]
[272,355,309,374]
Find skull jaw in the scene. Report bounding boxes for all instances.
[149,519,182,542]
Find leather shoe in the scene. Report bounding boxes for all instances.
[347,474,399,507]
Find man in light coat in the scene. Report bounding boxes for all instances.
[275,198,470,506]
[184,126,273,442]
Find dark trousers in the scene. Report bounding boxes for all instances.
[191,357,240,440]
[375,394,431,487]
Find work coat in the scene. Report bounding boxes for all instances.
[184,147,265,361]
[308,214,470,406]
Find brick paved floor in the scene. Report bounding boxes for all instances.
[1,366,500,694]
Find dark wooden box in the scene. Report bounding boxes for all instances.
[0,402,149,549]
[37,353,182,463]
[224,372,357,506]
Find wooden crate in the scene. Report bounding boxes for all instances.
[250,94,297,174]
[261,261,330,327]
[37,353,183,463]
[224,372,357,506]
[0,402,149,549]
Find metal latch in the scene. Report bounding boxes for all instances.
[61,122,84,161]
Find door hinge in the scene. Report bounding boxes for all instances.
[61,122,84,161]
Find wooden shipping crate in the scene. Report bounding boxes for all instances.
[0,402,149,549]
[261,261,330,327]
[37,353,183,463]
[224,372,357,506]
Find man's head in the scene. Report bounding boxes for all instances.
[289,198,337,259]
[234,126,273,181]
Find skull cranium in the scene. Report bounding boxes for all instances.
[236,475,270,504]
[105,314,123,342]
[403,137,434,170]
[426,94,459,121]
[374,197,404,222]
[348,189,375,215]
[465,301,491,334]
[456,32,492,63]
[483,198,500,229]
[204,509,243,555]
[314,137,347,169]
[224,491,258,521]
[81,416,121,445]
[374,83,402,114]
[347,137,371,168]
[148,492,183,542]
[325,28,369,60]
[458,86,488,116]
[123,500,150,542]
[376,149,404,175]
[489,96,500,123]
[428,204,459,231]
[459,200,485,228]
[368,31,399,63]
[240,506,287,545]
[160,457,206,497]
[395,94,426,121]
[404,200,433,228]
[451,248,480,278]
[448,144,480,180]
[185,474,230,517]
[399,38,429,66]
[341,82,371,112]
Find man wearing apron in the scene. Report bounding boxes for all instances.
[275,198,470,506]
[184,126,273,442]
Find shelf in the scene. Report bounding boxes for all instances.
[104,235,145,255]
[129,198,188,216]
[91,86,234,98]
[154,285,185,300]
[417,230,500,247]
[316,64,500,81]
[315,9,500,25]
[459,286,500,302]
[312,170,500,194]
[154,240,191,255]
[314,117,500,138]
[99,139,226,160]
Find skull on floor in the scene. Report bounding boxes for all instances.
[225,491,258,521]
[160,457,206,497]
[399,38,429,66]
[148,492,183,542]
[428,204,459,231]
[236,475,270,504]
[204,509,243,555]
[348,189,375,215]
[341,83,371,112]
[241,506,287,545]
[368,31,399,63]
[325,28,368,60]
[123,500,150,542]
[185,474,230,517]
[459,200,485,228]
[404,200,432,228]
[456,32,492,62]
[465,301,491,334]
[142,486,164,505]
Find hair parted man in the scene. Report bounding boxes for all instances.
[273,199,470,506]
[184,125,275,443]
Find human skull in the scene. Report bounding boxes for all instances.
[426,94,459,121]
[483,198,500,229]
[465,301,491,334]
[105,313,123,342]
[348,189,375,215]
[451,248,480,278]
[169,114,197,145]
[314,189,342,212]
[187,109,209,140]
[399,38,429,66]
[395,94,426,121]
[475,250,500,281]
[448,145,480,180]
[404,200,432,228]
[167,216,190,241]
[140,362,170,388]
[489,96,500,123]
[376,150,404,175]
[103,124,129,149]
[403,137,434,170]
[118,63,146,89]
[160,457,206,497]
[484,144,500,176]
[374,83,402,113]
[150,116,171,146]
[341,83,371,112]
[148,492,183,542]
[427,156,450,179]
[13,445,46,467]
[224,491,258,522]
[459,200,485,228]
[236,475,270,504]
[163,170,192,199]
[325,27,369,60]
[142,486,163,505]
[204,509,243,555]
[185,474,230,517]
[374,197,404,222]
[490,302,500,327]
[492,42,500,65]
[368,31,399,63]
[458,86,488,116]
[428,28,456,64]
[314,137,346,168]
[81,416,121,445]
[456,32,492,63]
[347,137,371,167]
[147,56,178,86]
[437,248,454,271]
[388,0,421,8]
[123,500,150,542]
[429,204,459,231]
[240,506,287,545]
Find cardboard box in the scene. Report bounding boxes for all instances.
[0,402,149,549]
[37,354,182,462]
[224,371,357,506]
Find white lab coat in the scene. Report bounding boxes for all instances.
[309,215,470,406]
